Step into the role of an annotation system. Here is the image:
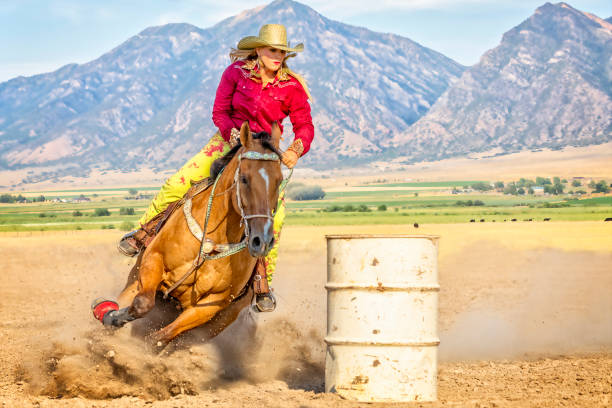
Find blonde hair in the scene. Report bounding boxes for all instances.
[229,48,257,62]
[228,48,312,100]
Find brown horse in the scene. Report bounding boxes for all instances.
[92,122,284,346]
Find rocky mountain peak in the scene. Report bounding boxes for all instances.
[393,1,611,161]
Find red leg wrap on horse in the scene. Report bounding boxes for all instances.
[92,300,119,322]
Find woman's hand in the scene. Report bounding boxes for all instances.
[281,149,299,168]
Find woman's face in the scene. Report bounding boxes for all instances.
[256,47,287,72]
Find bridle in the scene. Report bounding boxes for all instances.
[164,147,291,299]
[233,150,282,240]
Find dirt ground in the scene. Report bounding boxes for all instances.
[0,222,611,407]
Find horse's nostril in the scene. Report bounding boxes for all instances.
[251,236,261,248]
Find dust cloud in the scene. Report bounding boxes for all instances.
[439,248,612,361]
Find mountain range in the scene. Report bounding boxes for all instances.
[392,2,612,161]
[0,1,610,183]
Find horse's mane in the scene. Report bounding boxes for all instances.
[210,131,281,180]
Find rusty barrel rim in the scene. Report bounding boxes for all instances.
[325,283,440,292]
[325,337,440,347]
[325,234,440,240]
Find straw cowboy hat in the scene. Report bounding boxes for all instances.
[237,24,304,53]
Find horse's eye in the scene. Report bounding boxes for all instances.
[240,175,248,185]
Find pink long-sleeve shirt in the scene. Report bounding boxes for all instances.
[212,60,314,156]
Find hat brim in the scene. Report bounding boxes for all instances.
[237,36,304,53]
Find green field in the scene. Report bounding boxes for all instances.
[0,181,610,231]
[358,181,486,188]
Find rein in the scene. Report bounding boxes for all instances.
[163,149,291,299]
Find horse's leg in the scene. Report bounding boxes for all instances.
[150,290,231,346]
[117,252,144,308]
[191,288,254,342]
[117,280,139,308]
[103,251,164,328]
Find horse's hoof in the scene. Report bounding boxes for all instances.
[91,297,119,322]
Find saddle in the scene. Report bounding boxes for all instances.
[138,177,214,248]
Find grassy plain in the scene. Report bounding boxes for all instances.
[0,179,610,231]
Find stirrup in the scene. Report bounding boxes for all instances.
[253,291,276,313]
[117,230,141,257]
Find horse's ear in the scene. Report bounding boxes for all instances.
[239,121,251,147]
[270,121,281,148]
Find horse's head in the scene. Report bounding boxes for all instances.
[233,121,284,258]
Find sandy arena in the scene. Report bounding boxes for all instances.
[0,222,611,407]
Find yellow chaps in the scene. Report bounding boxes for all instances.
[140,133,286,282]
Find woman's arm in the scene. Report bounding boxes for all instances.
[287,82,314,157]
[212,64,239,142]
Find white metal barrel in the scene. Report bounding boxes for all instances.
[325,234,439,402]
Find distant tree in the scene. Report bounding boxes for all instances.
[128,188,138,196]
[494,181,505,189]
[455,200,475,206]
[94,208,111,216]
[536,177,552,185]
[287,185,325,201]
[571,180,582,187]
[473,200,485,206]
[592,180,610,193]
[377,204,387,211]
[517,187,526,195]
[544,183,564,195]
[0,194,15,203]
[414,192,418,197]
[503,183,517,195]
[471,182,492,191]
[553,177,561,185]
[72,210,83,217]
[119,207,135,215]
[527,187,534,195]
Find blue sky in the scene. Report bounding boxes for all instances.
[0,0,610,82]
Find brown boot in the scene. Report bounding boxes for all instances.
[117,201,182,257]
[253,258,276,312]
[117,228,149,257]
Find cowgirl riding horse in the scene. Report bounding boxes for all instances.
[118,24,314,312]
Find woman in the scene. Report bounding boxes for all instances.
[118,24,314,312]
